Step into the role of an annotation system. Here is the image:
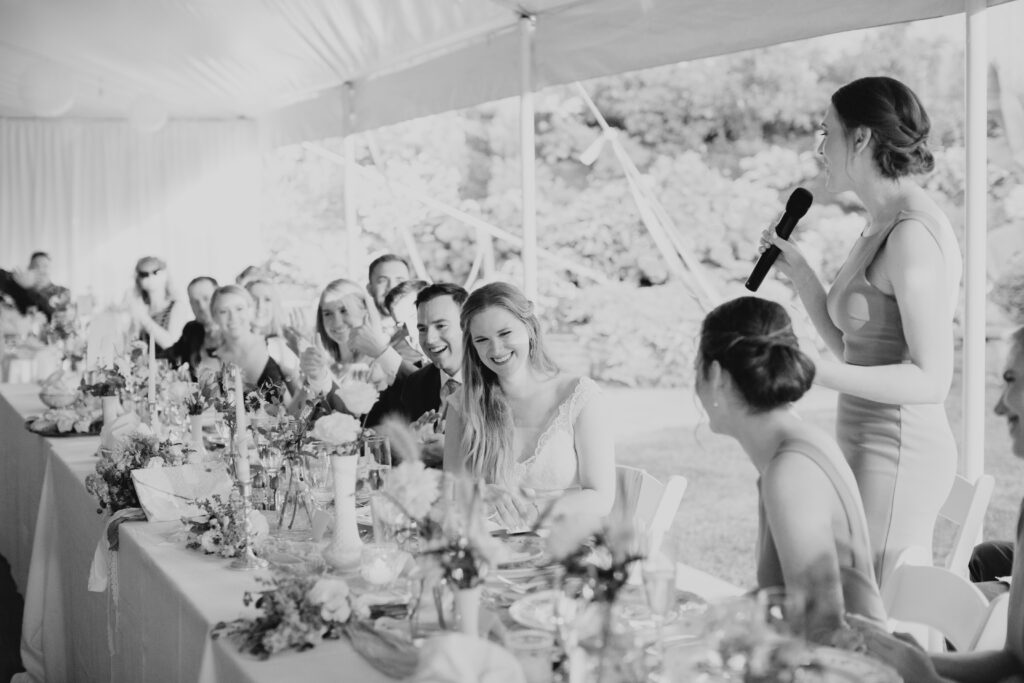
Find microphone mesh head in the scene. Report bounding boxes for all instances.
[786,188,814,218]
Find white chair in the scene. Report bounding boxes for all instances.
[612,465,687,558]
[883,474,995,583]
[881,563,1009,653]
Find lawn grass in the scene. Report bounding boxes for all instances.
[614,346,1024,588]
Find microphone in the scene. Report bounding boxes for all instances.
[745,188,814,292]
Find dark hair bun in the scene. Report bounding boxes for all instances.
[698,297,815,412]
[721,338,815,412]
[832,76,934,180]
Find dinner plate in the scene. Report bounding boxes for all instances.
[508,590,563,631]
[496,535,544,568]
[810,646,901,683]
[508,589,689,633]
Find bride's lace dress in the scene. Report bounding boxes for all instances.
[510,376,601,492]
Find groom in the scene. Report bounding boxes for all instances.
[365,283,468,467]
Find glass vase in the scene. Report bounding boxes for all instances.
[273,458,314,539]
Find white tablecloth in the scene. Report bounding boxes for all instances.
[0,382,743,683]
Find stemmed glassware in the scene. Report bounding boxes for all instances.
[356,435,391,506]
[642,536,678,680]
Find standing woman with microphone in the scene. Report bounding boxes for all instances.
[761,77,962,587]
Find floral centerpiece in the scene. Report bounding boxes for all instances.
[213,573,366,658]
[312,412,366,571]
[183,494,271,559]
[85,431,176,514]
[545,513,645,682]
[80,366,127,398]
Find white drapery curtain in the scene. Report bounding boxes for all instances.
[0,118,263,307]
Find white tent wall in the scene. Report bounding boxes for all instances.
[0,119,263,307]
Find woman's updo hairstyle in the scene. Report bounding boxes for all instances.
[831,76,934,179]
[698,296,815,412]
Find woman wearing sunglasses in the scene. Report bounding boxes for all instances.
[128,256,189,360]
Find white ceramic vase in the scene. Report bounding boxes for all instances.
[322,446,363,571]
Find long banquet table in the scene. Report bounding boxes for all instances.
[0,383,743,683]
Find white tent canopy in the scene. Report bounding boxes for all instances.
[0,0,1014,143]
[0,0,1013,479]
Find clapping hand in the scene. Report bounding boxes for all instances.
[299,336,331,387]
[486,484,539,532]
[348,323,390,359]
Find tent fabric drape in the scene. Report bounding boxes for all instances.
[0,119,262,306]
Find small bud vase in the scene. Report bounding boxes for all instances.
[101,395,121,425]
[188,414,206,460]
[323,443,363,571]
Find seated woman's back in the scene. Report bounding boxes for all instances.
[758,425,886,626]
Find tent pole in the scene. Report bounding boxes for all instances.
[344,135,360,280]
[343,83,361,281]
[520,14,537,301]
[963,0,987,481]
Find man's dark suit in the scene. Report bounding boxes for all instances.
[365,363,442,427]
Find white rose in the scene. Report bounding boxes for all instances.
[247,510,270,542]
[310,413,361,445]
[320,597,351,623]
[200,529,221,554]
[307,577,351,623]
[333,379,379,416]
[146,457,165,468]
[383,461,441,520]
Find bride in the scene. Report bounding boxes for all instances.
[443,282,615,527]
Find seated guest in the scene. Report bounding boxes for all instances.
[443,282,615,527]
[366,283,468,465]
[245,279,300,381]
[206,285,298,396]
[0,268,52,319]
[128,256,190,360]
[168,276,218,374]
[863,325,1024,681]
[383,278,429,367]
[25,252,71,313]
[693,296,885,640]
[295,279,405,415]
[366,254,410,332]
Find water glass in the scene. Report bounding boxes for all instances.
[357,435,391,506]
[305,446,334,510]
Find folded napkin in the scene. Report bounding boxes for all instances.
[410,633,526,683]
[99,411,150,452]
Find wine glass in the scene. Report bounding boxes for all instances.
[642,537,678,680]
[357,435,391,506]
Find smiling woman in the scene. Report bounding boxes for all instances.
[443,282,615,528]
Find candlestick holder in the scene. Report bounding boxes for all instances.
[230,457,268,571]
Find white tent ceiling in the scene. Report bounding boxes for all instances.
[0,0,1015,146]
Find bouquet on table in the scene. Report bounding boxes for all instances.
[213,573,367,659]
[183,494,270,559]
[80,366,127,398]
[85,430,182,514]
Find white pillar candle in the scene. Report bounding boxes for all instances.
[233,453,251,483]
[233,364,245,439]
[147,334,156,405]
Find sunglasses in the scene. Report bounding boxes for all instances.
[137,268,163,279]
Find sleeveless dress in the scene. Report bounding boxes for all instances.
[757,435,886,624]
[826,208,958,584]
[510,376,601,493]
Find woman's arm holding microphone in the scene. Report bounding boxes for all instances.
[761,229,846,360]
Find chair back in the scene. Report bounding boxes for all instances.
[881,563,990,652]
[972,592,1010,651]
[939,474,994,577]
[612,465,687,557]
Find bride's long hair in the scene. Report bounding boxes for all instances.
[459,282,558,485]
